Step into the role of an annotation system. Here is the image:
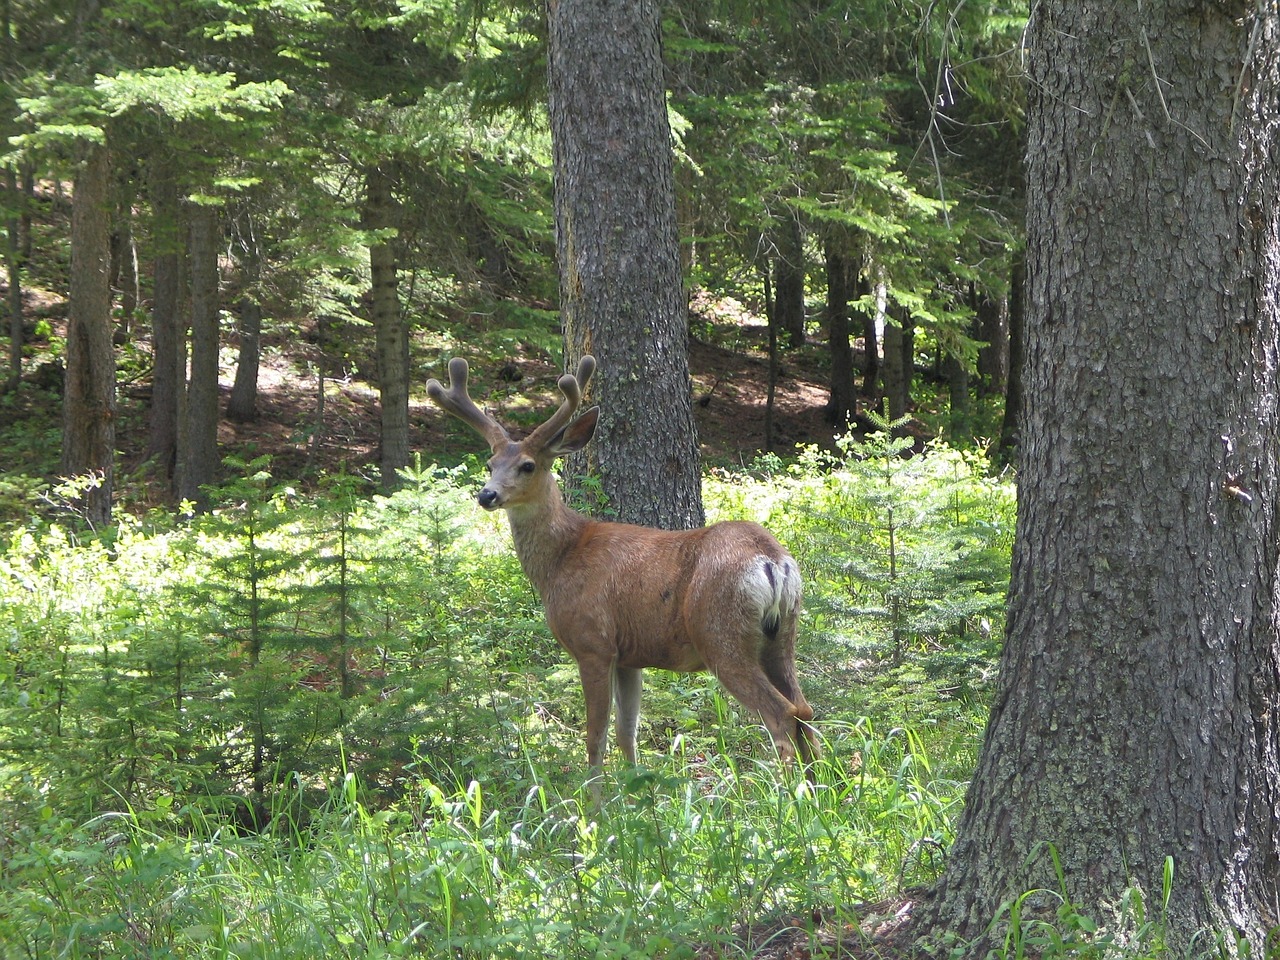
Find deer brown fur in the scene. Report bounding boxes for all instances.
[426,355,818,777]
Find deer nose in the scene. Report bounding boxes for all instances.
[477,487,501,510]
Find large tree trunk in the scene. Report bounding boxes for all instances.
[178,203,221,505]
[547,0,703,530]
[61,141,115,528]
[367,164,409,490]
[926,3,1280,953]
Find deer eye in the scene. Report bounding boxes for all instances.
[518,460,536,474]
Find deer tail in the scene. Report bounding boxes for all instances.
[755,556,802,640]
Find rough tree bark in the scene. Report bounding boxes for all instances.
[62,141,115,528]
[547,0,703,529]
[973,283,1007,395]
[880,305,913,426]
[925,3,1280,953]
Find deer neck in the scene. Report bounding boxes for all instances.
[504,478,589,596]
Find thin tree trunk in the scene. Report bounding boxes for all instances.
[178,203,220,505]
[366,164,409,490]
[881,306,913,426]
[974,283,1007,395]
[5,165,22,394]
[145,162,182,479]
[940,339,969,441]
[19,164,31,263]
[859,270,880,400]
[773,214,806,349]
[227,212,262,424]
[548,0,703,530]
[761,265,777,452]
[824,241,854,430]
[62,141,115,528]
[1,0,16,394]
[996,257,1024,466]
[109,173,137,344]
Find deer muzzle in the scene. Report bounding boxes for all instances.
[477,487,502,510]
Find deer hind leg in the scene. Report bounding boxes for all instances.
[710,658,808,765]
[760,620,821,764]
[613,666,643,765]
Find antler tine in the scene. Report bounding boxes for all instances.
[426,358,511,449]
[527,354,596,448]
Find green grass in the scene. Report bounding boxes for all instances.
[0,721,966,960]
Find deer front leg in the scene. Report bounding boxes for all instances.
[613,667,643,764]
[577,656,615,775]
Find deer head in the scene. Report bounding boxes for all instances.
[427,355,600,512]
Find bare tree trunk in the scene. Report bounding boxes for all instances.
[177,202,220,506]
[761,265,778,452]
[772,213,805,349]
[109,173,137,345]
[62,141,115,528]
[145,162,182,480]
[939,340,969,441]
[859,274,880,400]
[824,241,855,430]
[548,0,703,530]
[925,3,1280,953]
[996,257,1024,467]
[226,212,262,424]
[974,283,1007,395]
[880,306,913,426]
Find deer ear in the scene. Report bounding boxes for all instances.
[547,406,599,457]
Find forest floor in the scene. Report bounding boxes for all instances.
[213,295,848,483]
[9,283,857,487]
[712,891,931,960]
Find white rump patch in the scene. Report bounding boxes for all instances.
[744,555,801,635]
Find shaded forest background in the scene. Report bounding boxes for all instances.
[0,0,1027,511]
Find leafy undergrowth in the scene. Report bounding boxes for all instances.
[0,433,1013,958]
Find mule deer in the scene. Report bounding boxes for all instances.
[426,355,818,777]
